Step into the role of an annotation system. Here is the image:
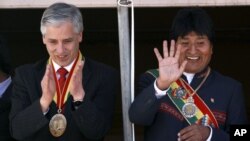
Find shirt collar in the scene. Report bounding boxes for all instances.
[52,59,76,72]
[182,67,210,84]
[0,76,11,97]
[183,72,195,84]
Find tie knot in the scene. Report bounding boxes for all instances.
[57,67,68,77]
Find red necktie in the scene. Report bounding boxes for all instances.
[57,67,68,92]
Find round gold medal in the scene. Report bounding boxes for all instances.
[49,113,67,137]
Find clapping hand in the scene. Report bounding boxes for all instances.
[40,64,56,112]
[69,60,85,101]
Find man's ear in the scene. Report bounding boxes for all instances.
[42,35,46,44]
[78,32,83,42]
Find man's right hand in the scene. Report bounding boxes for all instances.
[40,64,56,113]
[154,40,187,90]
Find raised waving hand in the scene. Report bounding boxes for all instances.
[154,40,187,90]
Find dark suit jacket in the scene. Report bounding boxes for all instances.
[129,68,248,141]
[10,57,119,141]
[0,83,16,141]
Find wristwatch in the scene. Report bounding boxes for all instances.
[72,100,83,110]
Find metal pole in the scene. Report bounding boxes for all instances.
[117,1,135,141]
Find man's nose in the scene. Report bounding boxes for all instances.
[188,44,197,54]
[56,43,65,53]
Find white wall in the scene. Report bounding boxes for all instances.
[0,0,250,8]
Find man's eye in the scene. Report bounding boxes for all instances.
[181,42,189,46]
[64,40,72,44]
[196,42,205,46]
[49,41,57,44]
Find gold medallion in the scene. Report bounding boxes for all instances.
[49,113,67,137]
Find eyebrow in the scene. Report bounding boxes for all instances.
[47,37,74,41]
[181,35,207,40]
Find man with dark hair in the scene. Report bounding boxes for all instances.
[129,8,248,141]
[9,2,118,141]
[0,35,15,141]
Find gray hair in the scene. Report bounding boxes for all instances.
[40,2,83,35]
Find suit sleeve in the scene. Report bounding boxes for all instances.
[71,68,119,140]
[129,73,161,126]
[211,82,248,141]
[9,67,48,140]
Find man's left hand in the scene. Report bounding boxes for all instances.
[178,124,210,141]
[70,60,85,101]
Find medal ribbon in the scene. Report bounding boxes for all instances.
[147,69,219,128]
[48,51,83,111]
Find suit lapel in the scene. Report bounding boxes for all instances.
[34,59,47,95]
[82,58,91,88]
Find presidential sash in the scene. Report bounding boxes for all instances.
[147,69,218,128]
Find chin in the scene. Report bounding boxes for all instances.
[185,63,204,72]
[184,68,201,73]
[56,61,67,67]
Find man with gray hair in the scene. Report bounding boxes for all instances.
[10,3,119,141]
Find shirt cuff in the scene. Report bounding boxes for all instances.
[206,126,213,141]
[43,108,49,115]
[154,80,169,99]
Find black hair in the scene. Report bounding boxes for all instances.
[170,8,215,45]
[0,35,12,75]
